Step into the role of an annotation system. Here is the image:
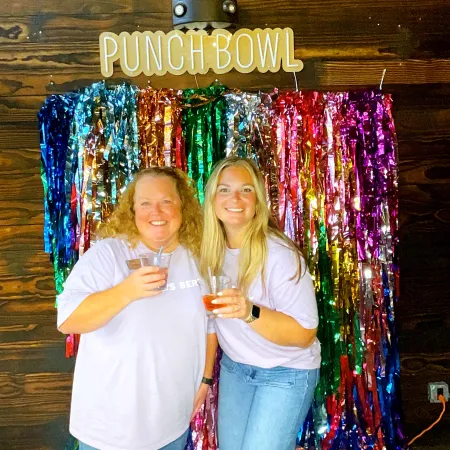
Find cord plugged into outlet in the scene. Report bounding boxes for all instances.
[428,382,449,403]
[408,382,448,446]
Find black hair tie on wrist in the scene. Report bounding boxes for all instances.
[201,376,213,386]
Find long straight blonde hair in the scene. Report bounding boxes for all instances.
[200,156,303,296]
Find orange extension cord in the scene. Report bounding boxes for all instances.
[408,394,447,447]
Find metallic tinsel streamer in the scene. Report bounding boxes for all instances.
[184,83,228,448]
[72,81,140,253]
[224,91,279,215]
[40,81,140,360]
[39,94,78,294]
[40,84,404,450]
[182,83,228,203]
[268,90,403,450]
[138,87,185,168]
[189,349,223,450]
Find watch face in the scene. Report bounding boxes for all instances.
[252,305,261,319]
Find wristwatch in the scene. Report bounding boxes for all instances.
[201,377,213,386]
[244,303,261,324]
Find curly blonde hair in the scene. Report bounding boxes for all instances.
[98,167,203,257]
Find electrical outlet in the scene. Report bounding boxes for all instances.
[428,382,449,403]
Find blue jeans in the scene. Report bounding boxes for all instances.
[78,428,189,450]
[218,353,319,450]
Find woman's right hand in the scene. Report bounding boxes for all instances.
[117,266,167,303]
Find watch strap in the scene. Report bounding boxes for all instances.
[201,376,213,386]
[244,304,260,323]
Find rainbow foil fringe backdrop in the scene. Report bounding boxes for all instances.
[39,81,405,450]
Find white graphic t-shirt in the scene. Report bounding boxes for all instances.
[57,238,212,450]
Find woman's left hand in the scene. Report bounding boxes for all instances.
[190,383,209,421]
[212,288,251,320]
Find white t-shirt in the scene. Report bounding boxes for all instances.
[57,238,213,450]
[215,236,321,370]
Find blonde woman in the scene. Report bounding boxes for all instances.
[57,167,217,450]
[200,157,320,450]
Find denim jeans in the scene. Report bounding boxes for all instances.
[78,428,189,450]
[218,353,319,450]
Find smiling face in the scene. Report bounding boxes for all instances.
[214,165,257,234]
[133,175,182,252]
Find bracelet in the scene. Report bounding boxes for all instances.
[201,376,213,386]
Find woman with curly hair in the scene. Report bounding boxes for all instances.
[57,167,217,450]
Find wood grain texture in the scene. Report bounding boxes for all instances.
[0,0,449,448]
[0,8,447,60]
[394,85,450,447]
[0,201,44,226]
[1,0,449,23]
[0,248,52,276]
[0,58,450,92]
[1,0,169,16]
[0,339,74,373]
[0,224,45,250]
[0,373,72,426]
[0,417,70,450]
[0,61,449,100]
[400,352,450,446]
[0,95,45,122]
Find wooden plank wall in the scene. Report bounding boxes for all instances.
[0,1,449,449]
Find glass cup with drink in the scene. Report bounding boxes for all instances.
[139,252,171,291]
[198,275,231,315]
[125,247,171,291]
